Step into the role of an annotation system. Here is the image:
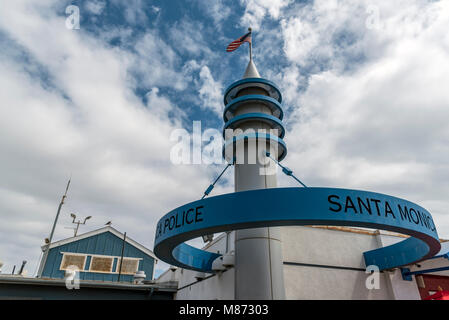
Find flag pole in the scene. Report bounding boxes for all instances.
[248,27,252,61]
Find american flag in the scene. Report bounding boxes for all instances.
[226,31,252,52]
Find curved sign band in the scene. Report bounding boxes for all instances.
[154,187,440,273]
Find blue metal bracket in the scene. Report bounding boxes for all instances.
[401,268,413,281]
[401,265,449,281]
[203,185,214,197]
[430,253,449,260]
[201,160,234,200]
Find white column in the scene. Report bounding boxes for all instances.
[233,87,286,300]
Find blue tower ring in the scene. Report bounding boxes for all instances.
[222,132,287,162]
[223,113,286,139]
[224,78,282,105]
[153,187,440,273]
[223,95,284,123]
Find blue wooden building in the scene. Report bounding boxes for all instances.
[38,226,157,282]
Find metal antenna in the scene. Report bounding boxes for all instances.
[117,232,127,282]
[37,177,71,278]
[48,177,71,244]
[18,260,27,275]
[70,213,92,237]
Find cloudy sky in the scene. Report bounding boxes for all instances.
[0,0,448,278]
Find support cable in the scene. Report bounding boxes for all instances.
[265,151,308,188]
[200,160,234,243]
[201,160,234,200]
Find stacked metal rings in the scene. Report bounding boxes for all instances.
[222,78,287,162]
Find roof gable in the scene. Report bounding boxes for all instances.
[44,226,157,260]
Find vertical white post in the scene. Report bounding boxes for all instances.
[232,88,286,300]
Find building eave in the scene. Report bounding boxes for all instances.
[42,226,157,261]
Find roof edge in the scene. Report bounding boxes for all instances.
[43,226,157,261]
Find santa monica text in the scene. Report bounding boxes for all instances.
[328,194,435,232]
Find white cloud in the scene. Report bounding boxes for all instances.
[110,0,149,26]
[1,0,449,278]
[197,0,232,28]
[132,32,187,90]
[169,19,215,58]
[280,0,449,237]
[240,0,292,30]
[197,66,224,116]
[0,0,230,275]
[85,0,106,15]
[151,6,161,14]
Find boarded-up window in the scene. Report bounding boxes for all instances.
[117,258,139,275]
[89,256,113,273]
[60,254,86,271]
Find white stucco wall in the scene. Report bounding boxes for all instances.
[157,226,449,300]
[175,268,234,300]
[281,226,393,299]
[283,264,391,299]
[281,226,379,268]
[157,232,236,300]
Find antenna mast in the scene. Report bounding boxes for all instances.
[48,178,71,243]
[37,177,71,277]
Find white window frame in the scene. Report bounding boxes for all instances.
[59,252,143,274]
[59,252,87,271]
[115,257,141,275]
[88,255,115,274]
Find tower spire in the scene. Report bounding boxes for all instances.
[243,59,261,78]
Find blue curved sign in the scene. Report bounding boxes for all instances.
[154,187,440,273]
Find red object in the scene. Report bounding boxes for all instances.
[423,290,449,300]
[418,275,449,299]
[226,31,252,52]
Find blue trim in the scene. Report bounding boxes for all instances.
[204,185,214,196]
[401,268,412,281]
[224,78,282,105]
[222,132,288,162]
[85,256,92,271]
[154,187,440,273]
[223,113,285,138]
[223,95,284,122]
[401,265,449,281]
[112,257,118,272]
[430,241,449,259]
